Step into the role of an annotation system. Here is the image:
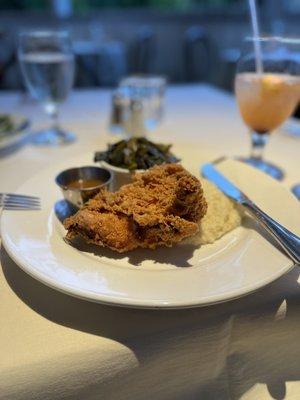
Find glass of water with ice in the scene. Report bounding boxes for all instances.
[18,31,75,145]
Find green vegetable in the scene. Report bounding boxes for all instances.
[94,137,180,171]
[0,114,14,137]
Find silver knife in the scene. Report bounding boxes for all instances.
[202,163,300,264]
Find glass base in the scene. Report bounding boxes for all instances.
[284,119,300,138]
[292,185,300,200]
[31,128,75,146]
[238,157,284,181]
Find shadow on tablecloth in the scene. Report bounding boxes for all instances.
[2,245,300,400]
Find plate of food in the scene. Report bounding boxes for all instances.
[2,142,300,308]
[0,113,30,150]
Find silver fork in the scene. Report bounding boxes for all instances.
[0,193,41,211]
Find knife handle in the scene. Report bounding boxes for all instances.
[243,201,300,264]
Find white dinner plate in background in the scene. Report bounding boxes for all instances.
[0,113,31,151]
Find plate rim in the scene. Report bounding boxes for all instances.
[2,233,294,309]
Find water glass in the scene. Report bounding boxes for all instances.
[18,30,75,145]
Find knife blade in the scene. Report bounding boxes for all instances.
[200,162,300,264]
[201,163,248,204]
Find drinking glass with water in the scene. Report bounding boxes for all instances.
[18,31,75,145]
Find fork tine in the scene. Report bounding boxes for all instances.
[3,205,41,210]
[1,198,41,206]
[0,193,40,201]
[4,208,40,211]
[1,195,40,202]
[1,203,40,209]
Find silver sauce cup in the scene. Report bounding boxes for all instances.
[55,166,113,210]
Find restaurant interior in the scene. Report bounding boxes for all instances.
[2,1,300,400]
[0,0,299,91]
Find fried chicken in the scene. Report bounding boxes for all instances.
[64,164,207,253]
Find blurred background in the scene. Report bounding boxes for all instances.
[0,0,298,92]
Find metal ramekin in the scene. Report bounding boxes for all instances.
[55,166,113,209]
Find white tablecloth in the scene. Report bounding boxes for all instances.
[1,86,300,400]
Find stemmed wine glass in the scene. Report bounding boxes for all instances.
[235,37,300,180]
[18,31,75,145]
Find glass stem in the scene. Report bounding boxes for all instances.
[47,105,60,132]
[250,131,269,160]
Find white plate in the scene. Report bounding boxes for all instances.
[0,114,30,151]
[2,149,300,309]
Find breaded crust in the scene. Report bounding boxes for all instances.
[64,163,207,252]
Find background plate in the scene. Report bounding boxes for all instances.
[0,113,31,152]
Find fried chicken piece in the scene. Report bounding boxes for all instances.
[64,164,207,253]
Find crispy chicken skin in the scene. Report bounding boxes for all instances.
[64,164,207,252]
